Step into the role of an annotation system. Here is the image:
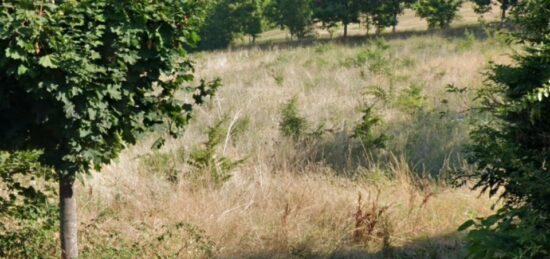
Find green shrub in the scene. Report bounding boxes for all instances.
[395,84,427,114]
[458,0,550,257]
[352,107,388,150]
[188,116,247,185]
[280,97,309,140]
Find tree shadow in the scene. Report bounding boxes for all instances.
[224,232,466,259]
[231,22,500,52]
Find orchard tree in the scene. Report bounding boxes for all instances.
[414,0,463,29]
[266,0,313,39]
[0,1,219,258]
[458,0,550,257]
[313,0,361,39]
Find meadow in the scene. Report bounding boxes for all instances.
[9,5,516,258]
[61,11,517,259]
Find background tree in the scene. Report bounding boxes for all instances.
[198,0,239,50]
[313,0,361,39]
[471,0,519,20]
[413,0,463,29]
[0,1,219,258]
[234,0,269,43]
[470,0,492,16]
[368,0,416,33]
[458,0,550,257]
[266,0,314,39]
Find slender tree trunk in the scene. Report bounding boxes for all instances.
[392,13,397,33]
[343,23,348,39]
[60,175,78,259]
[501,7,506,21]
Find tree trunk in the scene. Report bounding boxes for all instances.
[60,176,78,259]
[501,7,506,21]
[343,23,348,39]
[392,13,397,33]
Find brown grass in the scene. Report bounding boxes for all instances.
[74,12,512,258]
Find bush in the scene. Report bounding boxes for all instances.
[458,0,550,257]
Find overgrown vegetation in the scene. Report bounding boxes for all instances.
[2,1,541,257]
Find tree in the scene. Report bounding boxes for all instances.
[266,0,314,39]
[366,0,416,33]
[235,0,268,43]
[471,0,519,20]
[458,0,550,257]
[198,0,239,50]
[198,0,268,49]
[0,1,219,258]
[313,0,361,39]
[413,0,463,29]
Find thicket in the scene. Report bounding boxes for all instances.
[458,0,550,257]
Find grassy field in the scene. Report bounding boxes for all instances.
[64,8,515,259]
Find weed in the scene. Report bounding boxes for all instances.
[353,191,390,246]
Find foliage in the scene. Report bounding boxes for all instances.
[313,0,361,38]
[352,107,388,150]
[0,1,219,255]
[236,0,269,43]
[266,0,313,39]
[363,0,416,33]
[0,150,58,257]
[198,0,268,49]
[471,0,518,20]
[396,84,427,114]
[458,0,550,257]
[279,97,308,140]
[0,0,219,179]
[414,0,463,29]
[188,116,247,185]
[197,0,238,50]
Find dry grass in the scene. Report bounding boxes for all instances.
[74,17,512,258]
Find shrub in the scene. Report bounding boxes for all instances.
[458,0,550,257]
[279,97,309,140]
[352,107,388,150]
[188,116,247,185]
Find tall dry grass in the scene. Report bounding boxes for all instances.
[74,25,511,258]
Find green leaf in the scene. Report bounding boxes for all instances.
[38,55,57,68]
[17,65,28,75]
[458,219,476,231]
